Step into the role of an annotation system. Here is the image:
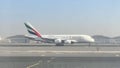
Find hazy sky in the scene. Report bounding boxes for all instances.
[0,0,120,37]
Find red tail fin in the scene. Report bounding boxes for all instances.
[24,22,42,37]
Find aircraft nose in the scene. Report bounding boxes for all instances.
[84,37,95,43]
[90,38,95,42]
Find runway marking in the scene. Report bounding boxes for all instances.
[1,50,120,54]
[26,60,42,68]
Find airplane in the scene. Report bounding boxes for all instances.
[24,22,95,46]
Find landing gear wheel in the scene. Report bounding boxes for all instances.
[56,43,64,46]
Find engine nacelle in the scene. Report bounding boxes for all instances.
[64,40,73,44]
[54,39,62,44]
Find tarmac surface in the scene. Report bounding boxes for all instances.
[0,44,120,68]
[0,46,120,57]
[0,44,120,57]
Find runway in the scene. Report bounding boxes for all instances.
[0,46,120,57]
[0,43,120,47]
[0,44,120,68]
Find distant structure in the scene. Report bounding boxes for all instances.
[92,35,111,44]
[6,35,31,43]
[92,35,120,44]
[0,36,11,43]
[113,36,120,44]
[0,36,1,40]
[2,34,120,44]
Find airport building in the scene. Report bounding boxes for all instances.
[3,35,120,44]
[6,35,31,43]
[92,35,111,44]
[92,35,120,44]
[113,36,120,44]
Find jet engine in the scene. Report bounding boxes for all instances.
[64,40,74,44]
[54,39,62,44]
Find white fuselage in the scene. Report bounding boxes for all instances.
[35,34,95,43]
[24,22,95,45]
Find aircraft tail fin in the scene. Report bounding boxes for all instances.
[24,22,42,37]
